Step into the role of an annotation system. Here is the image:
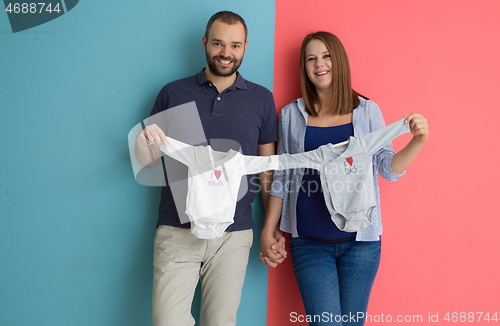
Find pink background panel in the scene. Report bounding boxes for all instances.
[269,1,500,325]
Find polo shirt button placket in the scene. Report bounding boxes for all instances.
[212,94,223,117]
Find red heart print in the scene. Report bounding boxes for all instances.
[214,170,222,180]
[346,157,353,166]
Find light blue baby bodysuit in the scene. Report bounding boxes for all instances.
[278,118,410,232]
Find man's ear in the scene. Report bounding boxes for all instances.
[202,36,207,51]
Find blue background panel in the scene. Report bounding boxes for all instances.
[0,1,275,325]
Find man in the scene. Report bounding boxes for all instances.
[135,11,280,326]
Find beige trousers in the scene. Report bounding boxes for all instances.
[152,225,253,326]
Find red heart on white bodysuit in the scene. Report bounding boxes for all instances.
[346,157,354,166]
[214,170,222,180]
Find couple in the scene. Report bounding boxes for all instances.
[135,10,429,326]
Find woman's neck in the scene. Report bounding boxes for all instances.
[309,88,352,126]
[315,88,333,115]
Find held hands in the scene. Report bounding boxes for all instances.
[260,229,288,268]
[404,113,429,144]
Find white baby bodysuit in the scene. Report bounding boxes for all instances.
[161,137,279,239]
[277,118,410,232]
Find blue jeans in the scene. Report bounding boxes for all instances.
[290,237,381,326]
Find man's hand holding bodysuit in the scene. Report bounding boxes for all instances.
[135,124,168,168]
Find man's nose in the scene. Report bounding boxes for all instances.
[220,45,230,58]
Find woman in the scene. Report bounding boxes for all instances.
[260,32,429,325]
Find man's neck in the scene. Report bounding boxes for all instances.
[204,67,237,93]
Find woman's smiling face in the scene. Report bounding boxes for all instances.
[305,39,333,91]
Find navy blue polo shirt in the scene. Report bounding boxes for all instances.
[150,69,278,231]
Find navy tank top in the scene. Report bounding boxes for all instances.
[296,123,356,240]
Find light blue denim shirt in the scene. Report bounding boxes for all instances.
[270,97,405,241]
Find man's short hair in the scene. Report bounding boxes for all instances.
[205,11,248,41]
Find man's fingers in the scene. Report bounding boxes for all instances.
[277,247,288,259]
[144,124,167,146]
[262,256,278,268]
[143,128,154,144]
[266,248,284,261]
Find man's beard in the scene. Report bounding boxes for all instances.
[206,53,243,77]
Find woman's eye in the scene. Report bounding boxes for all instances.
[307,57,316,61]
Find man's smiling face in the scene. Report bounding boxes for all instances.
[203,20,248,77]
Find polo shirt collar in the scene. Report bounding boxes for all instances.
[232,72,247,90]
[196,68,248,90]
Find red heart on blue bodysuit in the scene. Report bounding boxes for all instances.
[346,157,354,166]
